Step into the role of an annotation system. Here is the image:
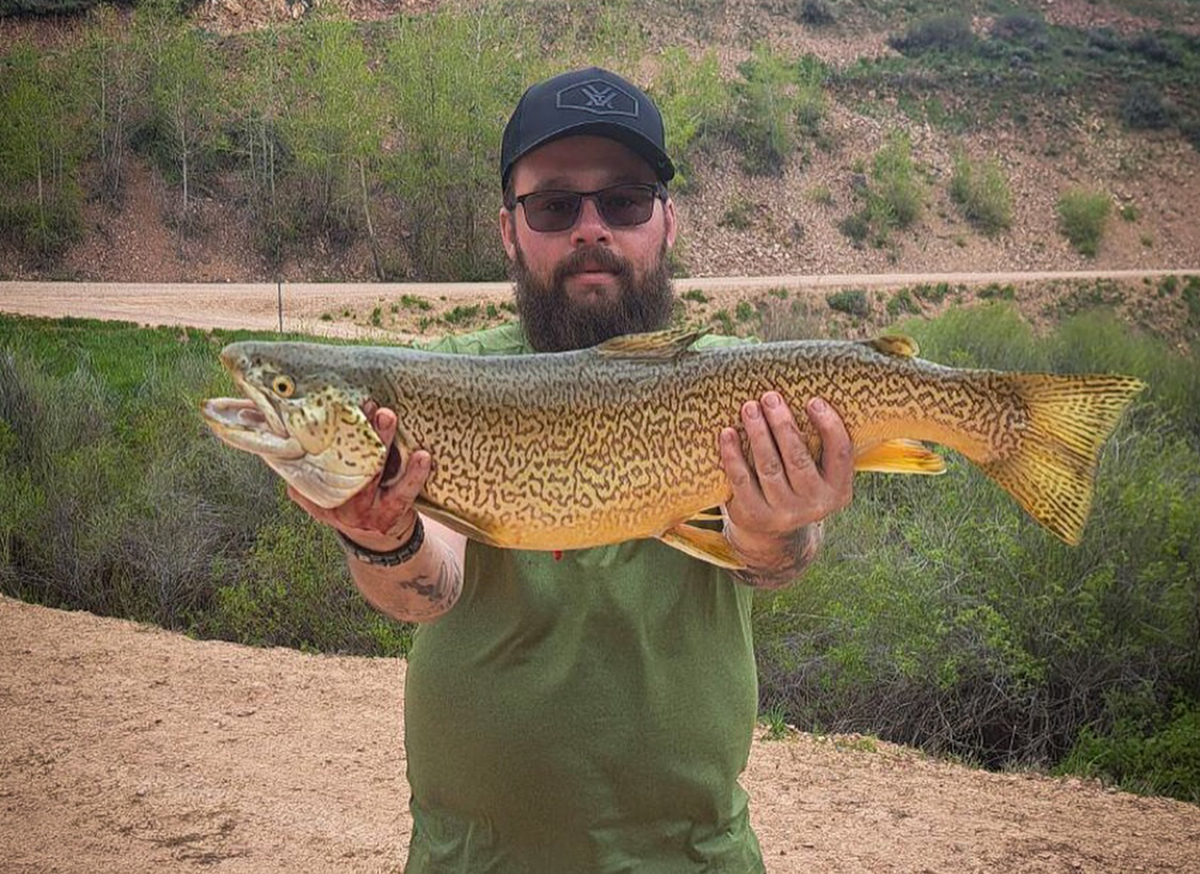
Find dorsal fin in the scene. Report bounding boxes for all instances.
[862,335,919,358]
[596,328,709,360]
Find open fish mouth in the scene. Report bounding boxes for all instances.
[200,373,304,460]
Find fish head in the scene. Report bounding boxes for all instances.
[201,341,387,508]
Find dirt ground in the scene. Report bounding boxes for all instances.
[2,595,1198,874]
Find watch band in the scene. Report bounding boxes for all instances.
[337,516,425,567]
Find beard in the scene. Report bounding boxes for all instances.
[510,239,675,353]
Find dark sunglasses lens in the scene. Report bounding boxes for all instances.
[597,186,656,226]
[523,193,581,232]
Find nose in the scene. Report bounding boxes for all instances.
[570,195,612,246]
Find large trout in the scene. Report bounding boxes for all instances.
[201,329,1144,567]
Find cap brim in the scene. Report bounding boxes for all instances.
[503,120,676,188]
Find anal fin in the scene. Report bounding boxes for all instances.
[855,439,946,475]
[658,523,746,570]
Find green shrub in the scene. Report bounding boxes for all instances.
[0,316,418,652]
[200,499,410,655]
[718,198,756,230]
[794,0,835,27]
[950,150,1013,235]
[990,13,1045,42]
[871,129,923,229]
[886,288,919,318]
[826,289,869,317]
[1126,33,1181,66]
[443,304,481,326]
[732,44,800,176]
[837,208,871,244]
[652,48,731,191]
[0,44,85,256]
[1120,82,1173,130]
[1059,703,1200,803]
[1057,188,1111,257]
[756,306,1200,794]
[888,15,976,56]
[794,53,828,136]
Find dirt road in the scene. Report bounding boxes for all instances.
[2,269,1194,340]
[2,595,1198,874]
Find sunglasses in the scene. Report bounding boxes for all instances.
[510,182,667,233]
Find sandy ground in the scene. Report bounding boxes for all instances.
[2,595,1198,874]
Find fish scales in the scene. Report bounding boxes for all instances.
[344,343,1010,548]
[201,331,1144,561]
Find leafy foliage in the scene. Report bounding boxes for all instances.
[755,306,1200,800]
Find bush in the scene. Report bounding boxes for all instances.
[837,208,871,244]
[732,44,802,175]
[1119,82,1173,130]
[1057,188,1111,257]
[950,150,1013,235]
[795,0,835,27]
[755,306,1200,795]
[871,129,923,229]
[888,15,976,56]
[0,316,411,653]
[990,12,1045,42]
[1126,33,1181,66]
[1059,703,1200,803]
[825,288,869,317]
[652,47,732,192]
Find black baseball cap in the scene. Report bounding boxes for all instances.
[500,67,676,191]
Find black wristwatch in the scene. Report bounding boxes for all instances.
[337,516,425,567]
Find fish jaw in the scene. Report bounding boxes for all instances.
[201,396,305,460]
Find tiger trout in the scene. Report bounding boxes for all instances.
[200,328,1144,567]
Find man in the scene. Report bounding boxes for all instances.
[290,67,853,872]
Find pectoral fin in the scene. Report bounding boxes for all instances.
[658,523,746,570]
[855,439,946,475]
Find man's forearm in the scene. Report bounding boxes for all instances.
[726,521,824,590]
[346,525,463,623]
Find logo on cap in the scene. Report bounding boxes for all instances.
[556,79,639,117]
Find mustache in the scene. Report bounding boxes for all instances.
[554,245,631,282]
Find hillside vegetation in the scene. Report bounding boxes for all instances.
[1,0,1200,281]
[1,307,1198,803]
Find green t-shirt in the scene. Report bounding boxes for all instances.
[403,323,765,873]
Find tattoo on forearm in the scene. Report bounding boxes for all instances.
[731,522,824,590]
[398,551,463,620]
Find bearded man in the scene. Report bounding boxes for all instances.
[290,67,853,873]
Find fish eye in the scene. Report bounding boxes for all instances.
[272,375,295,398]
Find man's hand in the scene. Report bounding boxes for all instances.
[718,392,853,581]
[287,404,433,552]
